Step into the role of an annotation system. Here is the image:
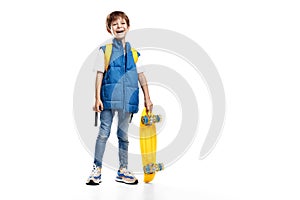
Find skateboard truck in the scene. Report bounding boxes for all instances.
[143,163,164,174]
[141,113,161,126]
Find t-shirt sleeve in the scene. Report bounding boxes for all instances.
[136,53,145,74]
[94,48,104,73]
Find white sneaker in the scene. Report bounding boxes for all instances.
[86,164,101,185]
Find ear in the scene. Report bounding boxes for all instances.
[107,27,111,34]
[107,25,112,34]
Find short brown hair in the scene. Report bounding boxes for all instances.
[106,11,130,33]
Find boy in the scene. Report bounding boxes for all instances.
[86,11,153,185]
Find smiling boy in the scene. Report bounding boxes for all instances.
[86,11,153,185]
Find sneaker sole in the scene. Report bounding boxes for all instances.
[86,180,101,185]
[115,178,138,185]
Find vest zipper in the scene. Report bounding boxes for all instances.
[123,51,126,111]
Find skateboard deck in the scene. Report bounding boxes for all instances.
[139,108,163,183]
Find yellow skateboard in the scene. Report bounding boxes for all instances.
[139,108,163,183]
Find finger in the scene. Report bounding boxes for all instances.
[145,106,149,114]
[94,105,100,112]
[93,106,98,112]
[149,106,153,113]
[147,105,152,113]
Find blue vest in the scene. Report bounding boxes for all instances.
[100,39,140,113]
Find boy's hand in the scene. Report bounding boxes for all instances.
[145,98,153,113]
[93,99,104,112]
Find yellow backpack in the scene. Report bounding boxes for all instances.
[104,44,139,72]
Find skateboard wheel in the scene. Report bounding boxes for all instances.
[144,165,154,174]
[142,116,149,125]
[155,115,161,123]
[157,163,164,171]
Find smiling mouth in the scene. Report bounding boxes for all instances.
[116,30,124,34]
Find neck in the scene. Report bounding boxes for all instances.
[113,38,130,52]
[115,38,126,48]
[120,38,126,48]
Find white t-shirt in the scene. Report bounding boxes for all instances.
[94,49,144,73]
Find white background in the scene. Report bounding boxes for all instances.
[1,0,300,200]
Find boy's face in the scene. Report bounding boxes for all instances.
[110,17,129,40]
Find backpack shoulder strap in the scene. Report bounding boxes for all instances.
[131,48,139,63]
[104,43,112,72]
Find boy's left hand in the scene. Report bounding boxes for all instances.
[145,98,153,113]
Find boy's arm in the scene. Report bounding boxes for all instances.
[138,72,153,112]
[94,71,104,112]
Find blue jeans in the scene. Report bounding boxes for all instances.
[94,109,131,169]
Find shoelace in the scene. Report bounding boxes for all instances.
[121,168,134,176]
[91,164,101,176]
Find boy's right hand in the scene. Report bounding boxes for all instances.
[93,99,104,112]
